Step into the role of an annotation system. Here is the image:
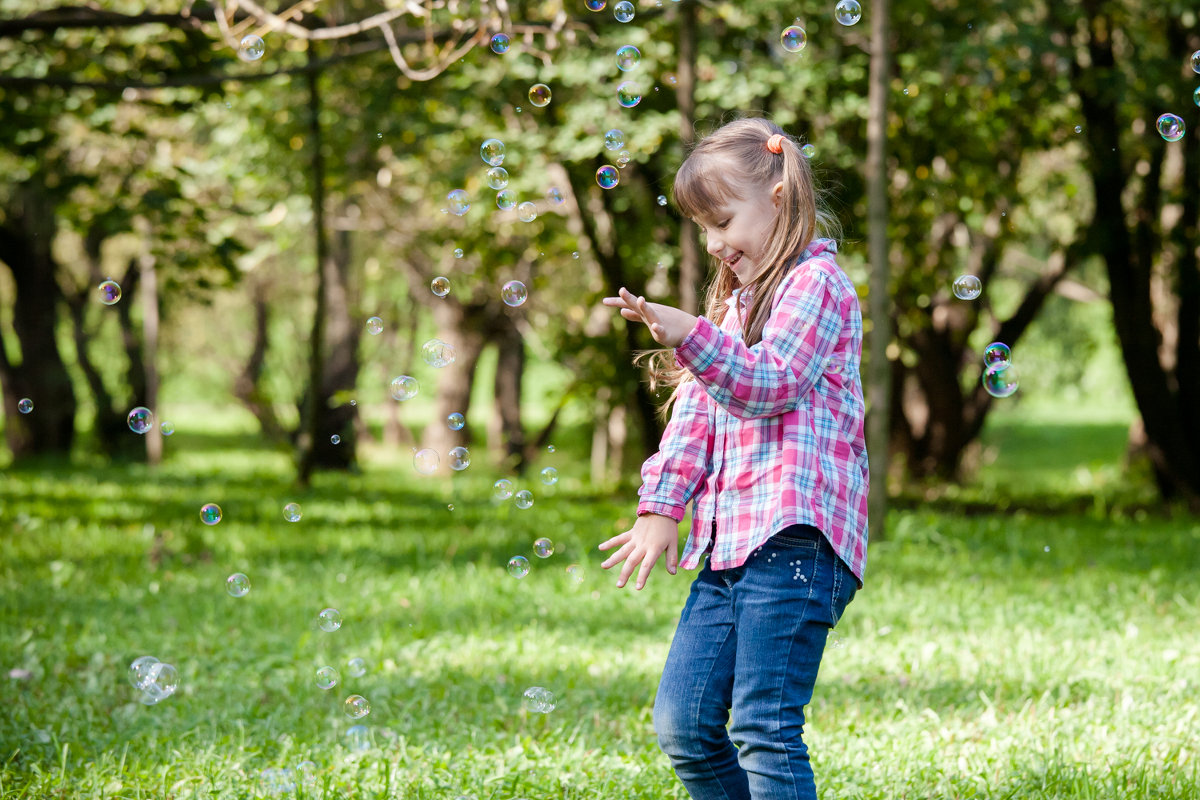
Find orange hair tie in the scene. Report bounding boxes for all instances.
[766,134,786,154]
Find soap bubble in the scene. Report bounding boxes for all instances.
[507,555,530,578]
[1074,125,1083,134]
[1192,50,1200,74]
[1195,87,1200,107]
[616,81,642,107]
[982,362,1020,398]
[546,187,565,204]
[127,406,153,434]
[447,412,465,430]
[238,34,265,62]
[454,248,464,259]
[390,375,419,401]
[431,276,450,297]
[494,479,514,500]
[448,446,471,471]
[226,573,251,597]
[200,503,222,525]
[447,189,470,216]
[331,434,341,444]
[801,143,816,158]
[613,1,635,22]
[496,190,517,210]
[781,26,807,53]
[515,489,534,509]
[567,564,585,583]
[539,467,559,486]
[616,45,641,71]
[983,342,1011,367]
[318,608,342,632]
[518,202,538,222]
[366,316,384,335]
[17,398,32,414]
[161,421,175,436]
[523,686,557,713]
[414,448,440,475]
[344,695,370,719]
[98,279,122,305]
[834,0,862,25]
[346,657,367,678]
[490,33,510,54]
[486,166,509,190]
[1156,113,1185,143]
[345,725,370,752]
[283,503,302,522]
[604,129,625,151]
[616,149,632,167]
[528,83,552,107]
[422,338,456,368]
[595,165,620,189]
[585,0,606,9]
[315,666,339,690]
[533,537,554,558]
[480,138,505,166]
[129,656,160,690]
[139,661,179,703]
[501,280,528,307]
[547,445,556,453]
[952,274,982,300]
[657,195,668,206]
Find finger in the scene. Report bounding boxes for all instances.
[615,548,644,588]
[667,538,678,575]
[634,548,661,590]
[598,531,631,551]
[601,542,634,570]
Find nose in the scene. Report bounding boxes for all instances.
[705,233,724,257]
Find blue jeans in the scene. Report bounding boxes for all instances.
[653,525,857,800]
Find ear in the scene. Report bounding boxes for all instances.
[770,180,785,209]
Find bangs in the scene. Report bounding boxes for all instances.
[671,155,746,223]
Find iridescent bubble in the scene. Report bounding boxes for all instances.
[834,0,862,26]
[566,564,585,583]
[518,202,537,223]
[533,537,554,558]
[616,149,632,167]
[200,503,222,525]
[1074,125,1083,134]
[494,478,514,500]
[983,341,1011,367]
[585,0,606,10]
[283,502,302,522]
[421,338,456,368]
[657,195,668,206]
[1156,113,1185,143]
[547,445,556,453]
[454,248,464,258]
[616,81,642,107]
[129,656,160,690]
[447,412,465,430]
[366,316,384,335]
[331,434,341,444]
[540,467,558,485]
[447,189,470,216]
[595,165,620,189]
[390,375,419,401]
[226,572,250,597]
[17,398,32,414]
[501,280,528,307]
[346,657,367,678]
[616,45,641,71]
[952,274,982,300]
[431,276,450,297]
[127,406,153,434]
[663,71,679,86]
[486,166,509,190]
[1192,50,1200,74]
[982,362,1020,399]
[1194,86,1200,107]
[547,187,565,204]
[613,1,635,22]
[414,448,440,475]
[490,33,510,54]
[98,279,122,305]
[801,143,816,158]
[315,666,339,690]
[571,251,580,259]
[140,661,179,702]
[318,608,342,632]
[528,83,552,108]
[345,724,370,752]
[448,446,471,471]
[515,489,534,509]
[480,138,505,166]
[522,685,556,713]
[238,34,265,62]
[781,25,807,53]
[496,190,517,210]
[161,421,175,436]
[604,129,625,151]
[507,555,530,578]
[344,694,370,719]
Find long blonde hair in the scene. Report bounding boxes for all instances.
[641,118,839,414]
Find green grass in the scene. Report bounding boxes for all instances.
[2,413,1199,799]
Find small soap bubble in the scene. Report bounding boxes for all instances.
[17,397,33,414]
[616,81,642,107]
[1156,113,1185,143]
[345,724,370,752]
[226,572,251,597]
[480,138,505,166]
[781,26,807,53]
[315,666,339,690]
[983,342,1011,367]
[547,444,556,453]
[834,0,862,25]
[200,503,222,525]
[656,195,668,206]
[238,34,265,62]
[1195,86,1200,107]
[346,657,367,678]
[585,0,606,9]
[540,467,559,485]
[161,421,175,436]
[663,71,678,85]
[365,316,384,335]
[331,434,341,445]
[1192,50,1200,74]
[533,537,554,558]
[490,33,510,54]
[344,695,370,719]
[414,448,440,475]
[501,280,528,307]
[447,412,465,430]
[494,479,514,500]
[431,276,450,297]
[515,489,534,509]
[283,503,302,522]
[98,279,122,305]
[318,608,342,632]
[546,186,565,204]
[496,190,517,210]
[508,555,531,578]
[616,45,641,71]
[952,274,982,300]
[528,83,552,107]
[523,686,557,713]
[982,362,1019,398]
[567,564,585,583]
[518,202,538,222]
[127,406,153,434]
[486,166,509,190]
[604,129,625,151]
[453,248,464,259]
[448,446,471,471]
[616,149,632,167]
[595,165,620,189]
[129,656,160,690]
[613,1,635,22]
[801,143,816,158]
[421,338,457,368]
[1074,125,1083,134]
[447,504,455,511]
[447,189,470,216]
[390,375,419,401]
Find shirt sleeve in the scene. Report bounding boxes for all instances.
[674,260,844,420]
[636,378,715,521]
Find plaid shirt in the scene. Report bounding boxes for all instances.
[636,239,869,585]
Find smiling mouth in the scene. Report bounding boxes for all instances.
[723,251,744,269]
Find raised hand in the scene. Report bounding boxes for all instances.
[599,513,680,590]
[602,287,698,349]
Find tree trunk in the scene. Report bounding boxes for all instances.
[308,225,359,470]
[233,282,287,441]
[422,298,488,458]
[139,254,163,465]
[492,311,526,471]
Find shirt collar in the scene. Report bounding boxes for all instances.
[723,239,837,308]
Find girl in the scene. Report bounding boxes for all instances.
[599,117,869,800]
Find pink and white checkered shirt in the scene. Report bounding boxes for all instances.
[636,239,869,585]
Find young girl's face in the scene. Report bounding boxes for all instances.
[694,177,783,284]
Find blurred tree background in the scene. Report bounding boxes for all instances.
[0,0,1197,509]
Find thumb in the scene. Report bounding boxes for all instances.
[667,538,678,574]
